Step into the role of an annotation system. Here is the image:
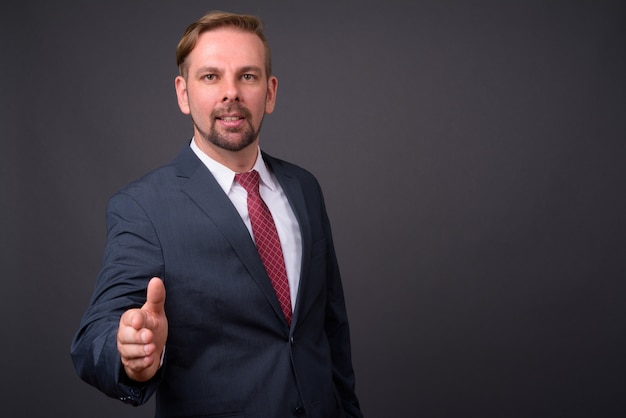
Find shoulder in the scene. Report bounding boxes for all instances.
[262,152,321,190]
[109,146,201,207]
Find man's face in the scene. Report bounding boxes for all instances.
[175,27,277,154]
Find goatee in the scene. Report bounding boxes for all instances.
[194,104,262,152]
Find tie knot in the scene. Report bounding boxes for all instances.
[235,170,260,195]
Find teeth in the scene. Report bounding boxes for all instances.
[222,117,241,122]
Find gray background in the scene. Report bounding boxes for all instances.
[2,0,625,417]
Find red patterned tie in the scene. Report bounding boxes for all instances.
[235,170,292,325]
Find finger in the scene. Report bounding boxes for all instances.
[120,348,157,372]
[119,341,155,361]
[143,277,166,315]
[117,323,153,345]
[120,308,147,330]
[119,340,160,383]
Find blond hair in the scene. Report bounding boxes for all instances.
[176,11,272,78]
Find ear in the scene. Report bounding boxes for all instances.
[264,76,278,115]
[175,76,190,115]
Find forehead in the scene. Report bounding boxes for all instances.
[188,27,266,72]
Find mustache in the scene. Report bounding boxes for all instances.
[211,103,252,119]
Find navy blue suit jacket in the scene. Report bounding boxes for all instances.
[71,146,362,418]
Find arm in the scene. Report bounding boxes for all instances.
[319,190,363,418]
[70,191,167,405]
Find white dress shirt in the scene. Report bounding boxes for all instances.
[190,139,302,310]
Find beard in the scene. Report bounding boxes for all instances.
[193,104,263,152]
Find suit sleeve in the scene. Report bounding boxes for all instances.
[70,190,164,406]
[318,185,364,418]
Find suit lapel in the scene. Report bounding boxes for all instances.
[264,154,312,329]
[174,147,287,326]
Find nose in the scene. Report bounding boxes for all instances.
[222,78,239,102]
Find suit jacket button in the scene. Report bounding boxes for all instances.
[293,406,305,416]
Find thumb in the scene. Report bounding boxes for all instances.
[143,277,166,316]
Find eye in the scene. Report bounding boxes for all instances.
[203,74,217,81]
[242,74,257,81]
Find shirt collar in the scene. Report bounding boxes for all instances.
[189,138,277,194]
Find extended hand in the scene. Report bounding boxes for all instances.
[117,277,168,382]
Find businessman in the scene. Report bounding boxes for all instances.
[71,10,363,418]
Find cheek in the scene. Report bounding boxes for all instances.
[188,94,216,118]
[252,94,272,116]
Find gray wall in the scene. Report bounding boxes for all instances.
[2,1,625,416]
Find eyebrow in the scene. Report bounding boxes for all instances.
[239,65,263,74]
[194,66,220,77]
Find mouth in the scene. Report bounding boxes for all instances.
[212,103,252,130]
[215,113,246,130]
[219,116,244,122]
